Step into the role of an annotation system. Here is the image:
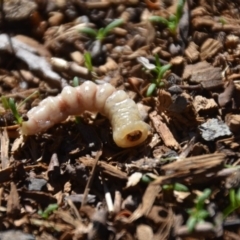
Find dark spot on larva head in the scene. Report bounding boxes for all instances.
[127,130,142,142]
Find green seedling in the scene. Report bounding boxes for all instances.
[186,188,211,232]
[79,19,124,42]
[223,188,240,218]
[137,55,171,96]
[163,182,189,192]
[1,91,38,125]
[38,203,58,219]
[1,96,10,110]
[219,16,227,26]
[83,51,98,79]
[149,0,185,36]
[72,76,80,87]
[1,96,22,124]
[84,51,93,73]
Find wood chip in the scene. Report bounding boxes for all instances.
[193,96,218,114]
[185,41,200,62]
[225,114,240,133]
[0,129,9,169]
[183,61,222,87]
[7,182,20,217]
[149,111,180,150]
[200,38,223,60]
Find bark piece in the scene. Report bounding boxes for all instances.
[218,80,235,107]
[153,153,226,185]
[193,96,218,114]
[185,41,199,62]
[225,114,240,133]
[200,38,223,60]
[129,183,161,222]
[149,111,180,150]
[183,61,222,87]
[182,61,209,80]
[7,182,20,217]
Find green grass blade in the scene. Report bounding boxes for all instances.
[149,16,169,26]
[174,183,189,192]
[8,98,22,124]
[72,76,80,87]
[18,91,39,108]
[79,27,98,38]
[146,83,157,97]
[154,54,161,68]
[196,188,211,210]
[186,216,197,232]
[229,189,236,207]
[176,0,185,22]
[84,51,93,72]
[236,188,240,203]
[197,210,209,220]
[158,64,172,80]
[1,96,10,110]
[102,19,124,37]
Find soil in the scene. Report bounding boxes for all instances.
[0,0,240,239]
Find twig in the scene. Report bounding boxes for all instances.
[81,150,102,207]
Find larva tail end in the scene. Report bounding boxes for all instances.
[113,121,150,148]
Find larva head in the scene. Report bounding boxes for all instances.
[20,119,51,135]
[113,121,150,148]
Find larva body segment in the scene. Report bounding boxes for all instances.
[94,83,115,114]
[21,81,150,148]
[76,81,98,112]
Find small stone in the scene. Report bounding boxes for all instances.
[199,118,232,141]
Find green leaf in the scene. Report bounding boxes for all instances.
[236,188,240,203]
[18,91,39,108]
[158,64,172,81]
[163,184,173,190]
[219,17,227,25]
[186,216,197,232]
[176,0,185,22]
[79,27,98,38]
[197,210,209,220]
[146,83,157,97]
[73,76,80,87]
[149,16,169,26]
[102,18,124,37]
[8,98,22,124]
[84,51,93,72]
[173,183,189,192]
[1,96,10,110]
[141,174,154,184]
[96,28,105,41]
[154,54,161,68]
[75,116,81,124]
[230,189,236,207]
[168,22,177,35]
[196,189,211,210]
[169,15,177,23]
[38,203,58,219]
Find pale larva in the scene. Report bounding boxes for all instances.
[21,81,150,148]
